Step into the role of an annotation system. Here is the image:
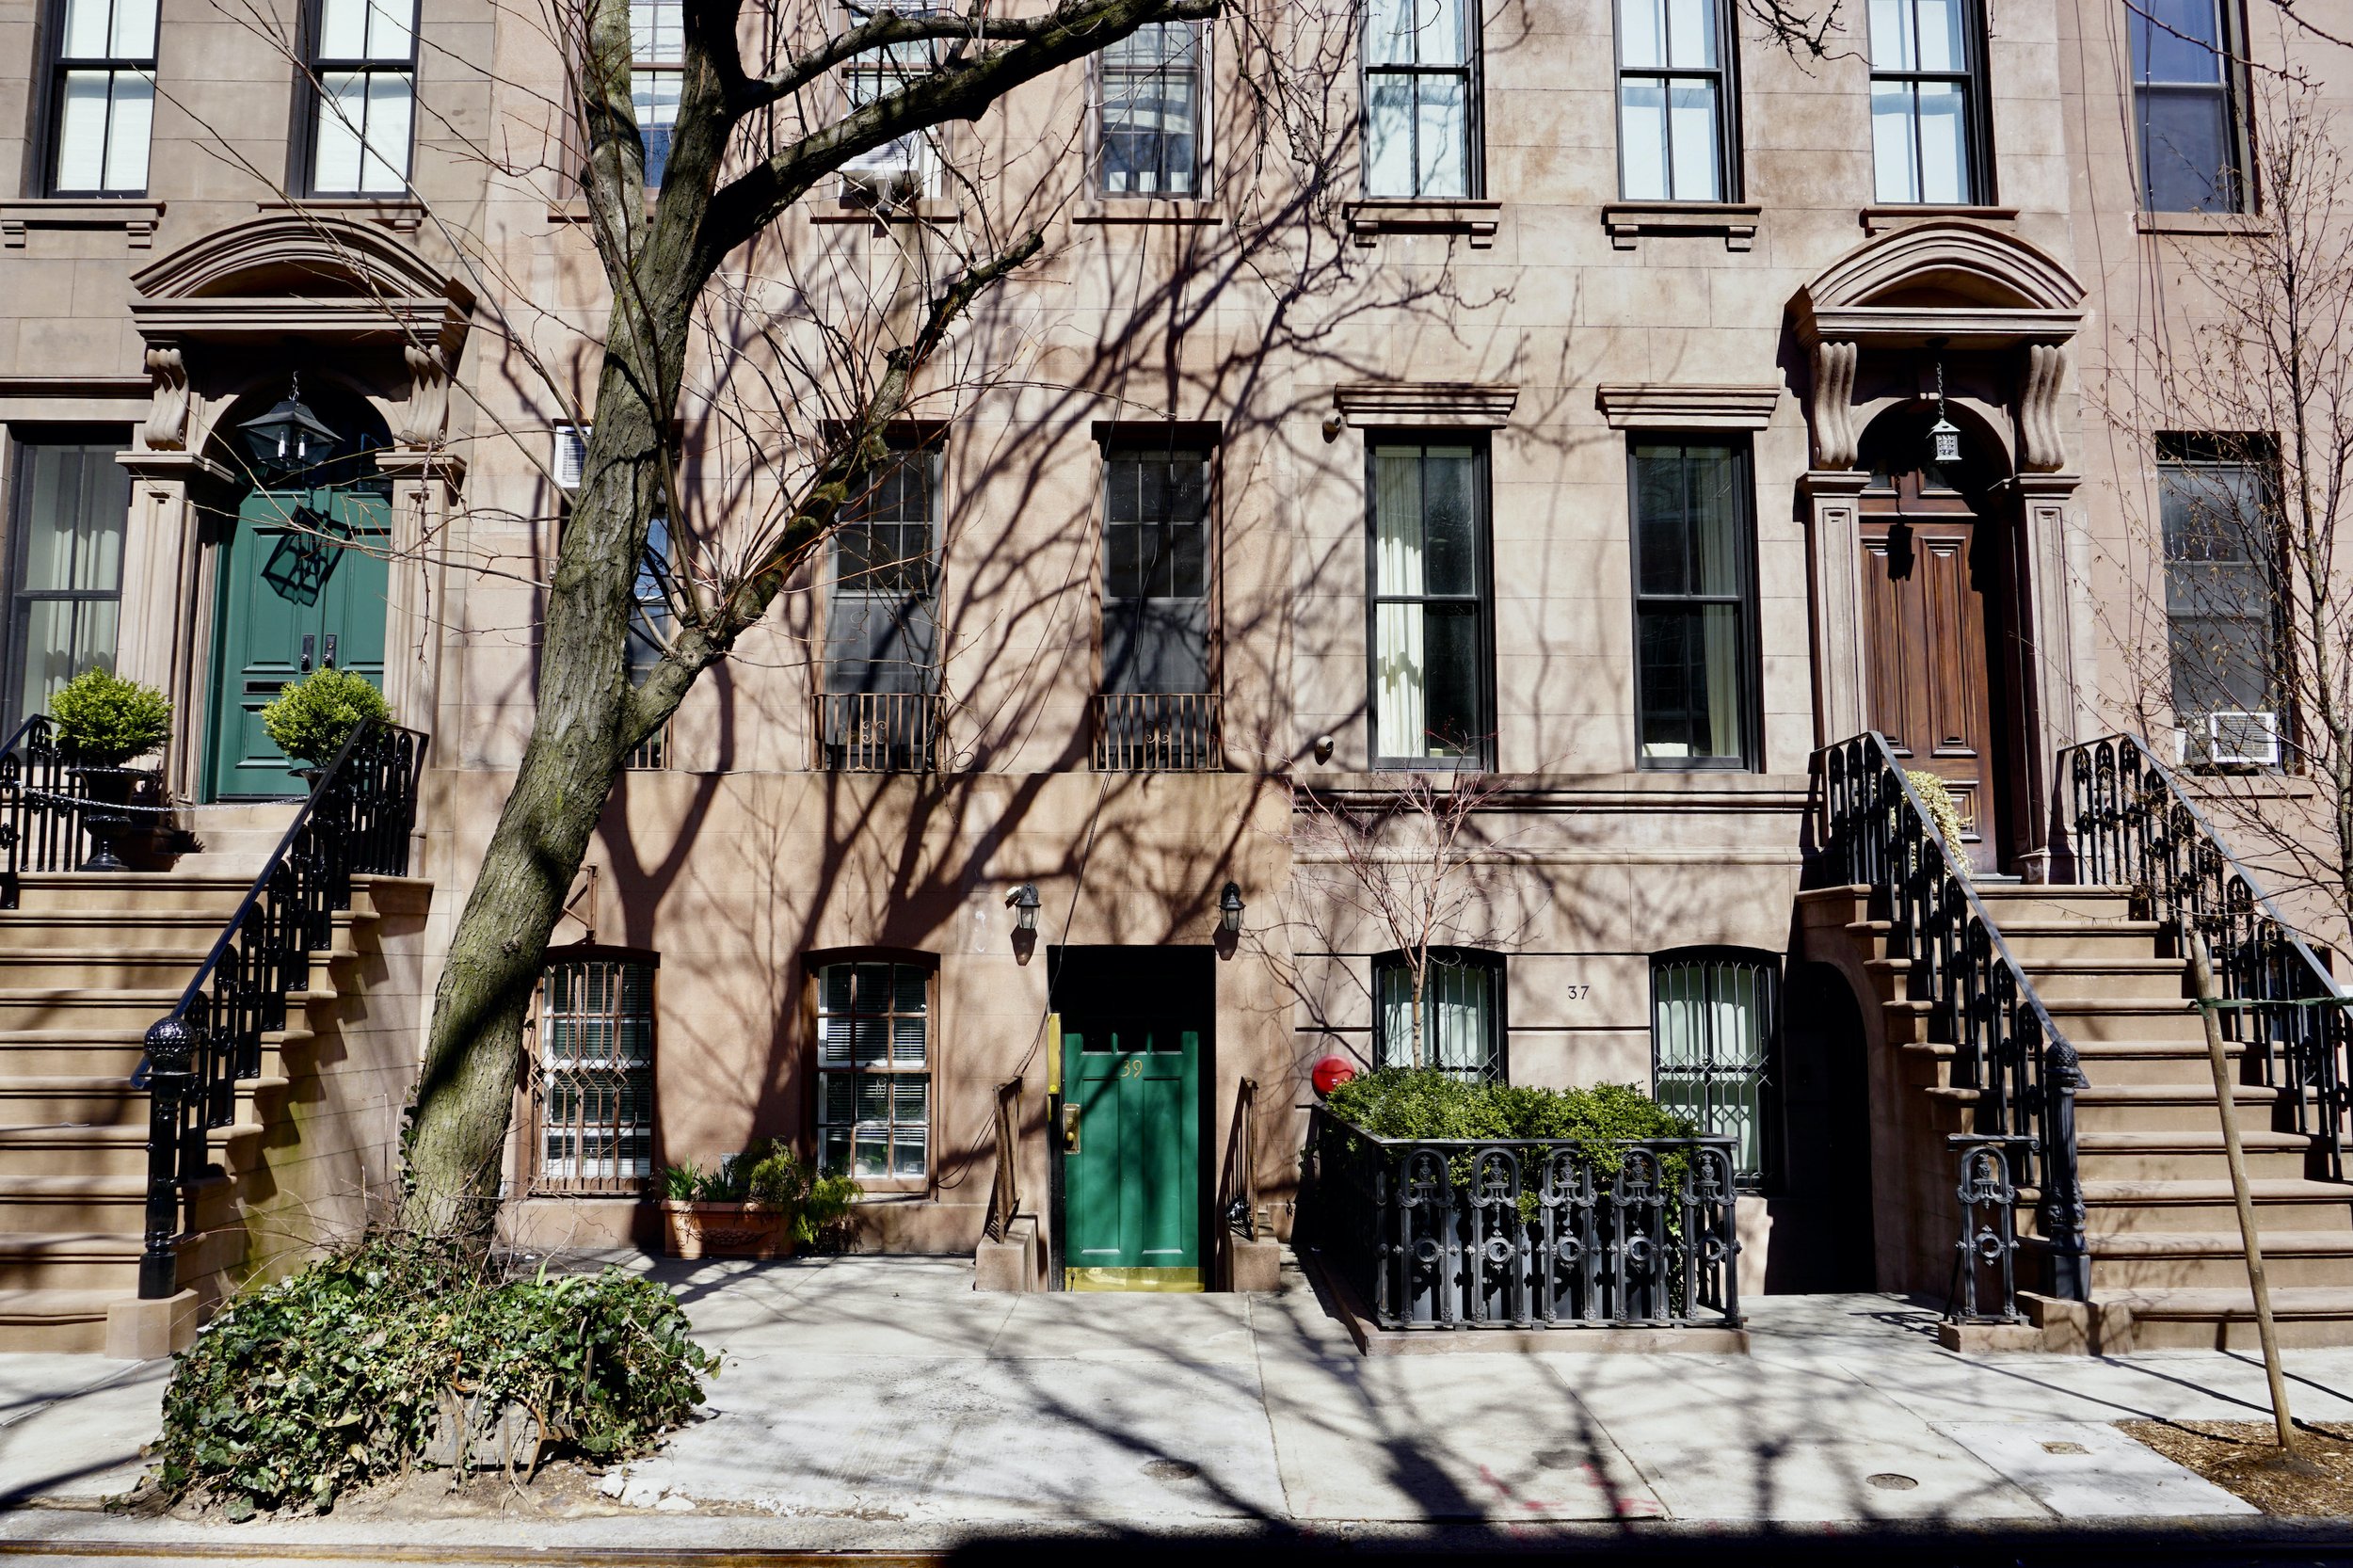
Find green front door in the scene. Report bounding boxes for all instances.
[1062,1021,1201,1291]
[205,483,391,800]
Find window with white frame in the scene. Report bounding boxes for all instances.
[1652,949,1775,1187]
[48,0,157,197]
[1098,22,1205,197]
[815,961,931,1179]
[2160,436,2282,768]
[1362,0,1477,199]
[1374,950,1504,1080]
[632,0,682,186]
[2130,0,2247,214]
[1615,0,1735,201]
[840,1,943,199]
[1369,440,1490,766]
[309,0,417,196]
[1867,0,1983,205]
[534,951,657,1192]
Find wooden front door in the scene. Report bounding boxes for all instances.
[205,482,391,800]
[1061,1019,1201,1291]
[1859,475,2005,872]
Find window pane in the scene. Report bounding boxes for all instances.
[55,72,112,192]
[1665,0,1717,65]
[62,0,111,56]
[363,0,414,59]
[319,0,368,57]
[1372,449,1425,596]
[358,72,412,189]
[1619,79,1670,200]
[1913,0,1964,72]
[1363,75,1416,196]
[1374,602,1424,759]
[2132,0,2224,82]
[1620,0,1665,68]
[314,72,366,191]
[1421,603,1481,756]
[1652,957,1772,1183]
[1420,448,1477,596]
[1415,75,1467,198]
[102,72,152,191]
[633,0,684,61]
[110,0,158,56]
[2140,88,2233,212]
[1665,78,1720,200]
[1868,0,1913,70]
[1913,79,1968,202]
[1419,0,1465,64]
[1870,83,1918,202]
[1365,0,1416,65]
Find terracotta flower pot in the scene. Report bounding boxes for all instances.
[660,1199,792,1260]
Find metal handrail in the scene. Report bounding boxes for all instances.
[136,719,427,1300]
[1813,731,2089,1304]
[2060,731,2349,1177]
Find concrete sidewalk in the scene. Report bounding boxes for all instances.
[4,1252,2352,1553]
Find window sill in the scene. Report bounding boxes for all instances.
[809,198,962,228]
[0,198,165,249]
[1074,198,1224,226]
[1860,202,2016,235]
[256,197,424,234]
[1602,201,1759,251]
[1342,199,1500,248]
[2137,208,2265,237]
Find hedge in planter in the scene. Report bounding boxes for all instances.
[259,666,392,768]
[146,1236,716,1517]
[48,667,171,765]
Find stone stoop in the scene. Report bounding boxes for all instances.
[1808,880,2353,1352]
[0,870,427,1354]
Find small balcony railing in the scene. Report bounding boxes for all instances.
[814,691,938,773]
[1092,692,1221,772]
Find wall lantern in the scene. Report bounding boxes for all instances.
[1927,360,1962,466]
[1219,881,1245,936]
[1007,883,1040,933]
[237,372,338,478]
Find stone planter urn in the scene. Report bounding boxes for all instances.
[660,1200,792,1260]
[69,764,150,872]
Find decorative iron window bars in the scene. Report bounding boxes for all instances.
[132,718,424,1301]
[2061,731,2350,1180]
[1304,1106,1742,1330]
[1811,732,2089,1307]
[813,691,938,773]
[531,951,658,1195]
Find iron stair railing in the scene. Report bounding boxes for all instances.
[1813,732,2089,1309]
[0,713,118,904]
[2060,732,2350,1181]
[136,720,426,1301]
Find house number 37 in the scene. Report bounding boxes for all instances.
[1564,984,1590,1000]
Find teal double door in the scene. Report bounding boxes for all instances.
[1061,1018,1202,1291]
[205,483,390,800]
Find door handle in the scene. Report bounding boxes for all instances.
[323,633,338,668]
[1061,1102,1080,1154]
[299,634,315,673]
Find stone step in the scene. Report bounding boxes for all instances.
[2064,1177,2353,1234]
[0,1027,312,1078]
[0,949,219,990]
[1995,920,2168,962]
[4,873,259,916]
[0,984,336,1032]
[0,1073,287,1128]
[0,1120,261,1180]
[1970,886,2141,922]
[2086,1231,2353,1292]
[2073,1082,2297,1134]
[2075,1129,2314,1183]
[0,1171,240,1234]
[2012,958,2188,1003]
[2039,1000,2208,1044]
[2066,1038,2243,1085]
[2096,1288,2353,1350]
[0,1288,120,1353]
[0,1230,143,1291]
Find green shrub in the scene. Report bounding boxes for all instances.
[259,667,391,765]
[147,1236,716,1518]
[48,667,171,766]
[656,1140,864,1249]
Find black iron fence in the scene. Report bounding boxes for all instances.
[0,714,152,904]
[137,719,425,1300]
[2060,731,2350,1180]
[1093,693,1222,772]
[1304,1108,1742,1330]
[1812,733,2089,1308]
[814,692,938,773]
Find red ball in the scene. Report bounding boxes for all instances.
[1311,1055,1358,1097]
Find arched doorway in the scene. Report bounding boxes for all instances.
[1854,404,2020,873]
[201,383,393,800]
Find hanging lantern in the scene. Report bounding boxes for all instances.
[236,373,338,478]
[1929,413,1963,466]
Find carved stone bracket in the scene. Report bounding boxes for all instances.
[1810,342,1860,469]
[2018,341,2068,472]
[140,344,190,452]
[398,344,451,449]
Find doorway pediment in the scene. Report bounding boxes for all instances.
[1791,220,2085,349]
[128,215,472,353]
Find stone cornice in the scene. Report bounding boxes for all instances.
[1333,381,1517,428]
[1596,383,1782,430]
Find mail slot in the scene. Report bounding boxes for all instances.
[245,680,286,696]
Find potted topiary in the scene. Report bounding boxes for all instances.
[259,666,392,784]
[48,667,172,872]
[658,1140,812,1260]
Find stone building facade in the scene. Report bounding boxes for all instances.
[0,0,2328,1299]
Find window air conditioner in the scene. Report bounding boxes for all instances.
[2209,710,2282,768]
[840,154,922,208]
[553,424,589,490]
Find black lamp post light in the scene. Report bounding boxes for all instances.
[1007,883,1040,965]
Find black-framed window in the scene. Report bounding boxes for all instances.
[1369,440,1491,767]
[1374,949,1504,1080]
[1102,440,1210,696]
[1362,0,1479,198]
[1615,0,1736,201]
[2160,436,2282,768]
[1868,0,1985,204]
[820,438,940,770]
[815,959,932,1180]
[4,436,127,734]
[632,0,682,187]
[2130,0,2248,214]
[45,0,156,196]
[1098,22,1204,197]
[307,0,417,196]
[1652,948,1776,1188]
[1632,439,1757,770]
[533,949,657,1193]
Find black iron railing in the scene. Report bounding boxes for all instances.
[136,720,425,1300]
[1093,693,1222,772]
[0,714,120,905]
[2061,731,2350,1180]
[1305,1108,1742,1330]
[1949,1133,2032,1324]
[814,692,937,773]
[1812,733,2089,1307]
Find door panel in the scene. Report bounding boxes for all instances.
[1861,513,1996,870]
[1061,1022,1201,1290]
[206,486,391,800]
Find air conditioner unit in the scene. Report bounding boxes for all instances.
[2209,710,2282,767]
[553,424,588,490]
[840,155,922,208]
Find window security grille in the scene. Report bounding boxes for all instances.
[533,954,657,1192]
[1652,951,1775,1187]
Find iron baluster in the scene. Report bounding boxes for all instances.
[1949,1133,2031,1322]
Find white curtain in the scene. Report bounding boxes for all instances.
[1373,450,1427,759]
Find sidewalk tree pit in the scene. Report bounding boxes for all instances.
[141,1237,716,1518]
